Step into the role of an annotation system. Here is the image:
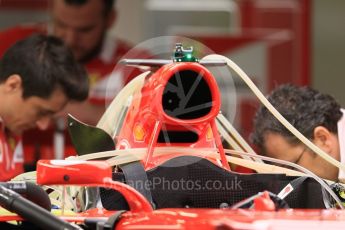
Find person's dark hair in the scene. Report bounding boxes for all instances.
[251,84,342,151]
[64,0,115,15]
[0,34,88,101]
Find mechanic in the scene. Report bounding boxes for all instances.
[251,84,344,181]
[0,34,88,181]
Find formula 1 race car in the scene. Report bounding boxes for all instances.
[1,43,345,230]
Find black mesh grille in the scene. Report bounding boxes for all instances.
[100,156,325,210]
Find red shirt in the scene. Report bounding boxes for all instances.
[0,123,24,181]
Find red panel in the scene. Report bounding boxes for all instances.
[268,39,295,90]
[234,0,311,140]
[0,0,48,10]
[239,99,260,142]
[237,0,311,87]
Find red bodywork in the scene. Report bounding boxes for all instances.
[0,160,342,230]
[116,62,228,170]
[0,58,341,229]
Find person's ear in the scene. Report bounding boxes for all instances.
[313,126,338,155]
[106,8,116,29]
[4,74,22,93]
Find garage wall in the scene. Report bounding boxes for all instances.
[312,0,345,106]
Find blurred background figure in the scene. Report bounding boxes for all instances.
[0,0,147,169]
[51,0,143,121]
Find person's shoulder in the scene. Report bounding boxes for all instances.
[113,37,134,56]
[0,23,46,55]
[98,34,152,64]
[114,38,152,59]
[0,23,46,40]
[116,37,134,49]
